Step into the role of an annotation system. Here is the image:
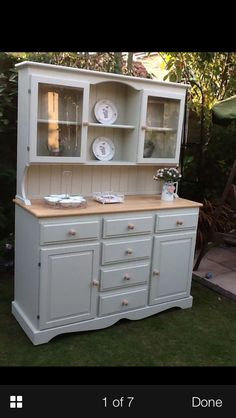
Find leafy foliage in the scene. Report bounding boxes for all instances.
[196,199,236,249]
[12,52,151,77]
[160,52,236,201]
[0,53,18,240]
[0,54,18,135]
[161,52,236,109]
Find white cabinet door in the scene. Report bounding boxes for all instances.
[29,75,89,163]
[39,243,99,329]
[149,231,196,305]
[137,89,186,164]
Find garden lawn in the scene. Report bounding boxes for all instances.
[0,271,236,366]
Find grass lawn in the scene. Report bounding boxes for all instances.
[0,271,236,366]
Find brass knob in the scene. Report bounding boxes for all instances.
[68,229,77,236]
[126,248,133,255]
[176,220,183,226]
[92,279,99,286]
[122,299,129,306]
[124,274,131,280]
[127,223,135,230]
[153,270,159,276]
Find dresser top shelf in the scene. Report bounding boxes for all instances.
[14,195,202,218]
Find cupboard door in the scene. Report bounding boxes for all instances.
[29,75,89,163]
[149,232,196,305]
[39,243,99,329]
[137,89,186,164]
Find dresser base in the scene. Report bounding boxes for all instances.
[12,296,193,345]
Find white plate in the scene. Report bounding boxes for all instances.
[44,195,86,208]
[92,137,115,161]
[94,100,118,124]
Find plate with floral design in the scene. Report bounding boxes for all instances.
[94,99,118,124]
[92,137,115,161]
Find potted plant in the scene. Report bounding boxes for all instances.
[153,167,182,201]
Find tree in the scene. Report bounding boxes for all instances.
[0,53,18,240]
[160,52,236,198]
[10,52,150,77]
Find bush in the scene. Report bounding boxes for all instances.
[0,53,18,241]
[196,199,236,249]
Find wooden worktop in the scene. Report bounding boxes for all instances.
[14,195,202,218]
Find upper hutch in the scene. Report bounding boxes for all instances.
[15,61,188,204]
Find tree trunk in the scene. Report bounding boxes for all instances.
[114,53,123,74]
[127,52,134,73]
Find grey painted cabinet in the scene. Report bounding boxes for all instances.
[39,243,99,329]
[13,62,201,345]
[12,206,199,345]
[150,231,196,305]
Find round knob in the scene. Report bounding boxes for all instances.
[153,270,159,276]
[122,299,129,306]
[92,279,99,286]
[126,248,133,255]
[124,274,131,280]
[176,220,183,226]
[68,229,77,236]
[127,223,135,230]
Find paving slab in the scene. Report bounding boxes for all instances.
[193,246,236,301]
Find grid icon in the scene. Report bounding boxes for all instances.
[10,395,23,408]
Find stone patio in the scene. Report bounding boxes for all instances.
[193,245,236,301]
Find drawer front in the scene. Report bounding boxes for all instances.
[156,211,198,232]
[102,237,152,265]
[99,288,147,316]
[100,263,150,290]
[40,220,100,244]
[103,215,154,238]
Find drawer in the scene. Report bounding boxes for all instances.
[99,288,147,316]
[40,220,100,244]
[102,237,152,265]
[100,263,150,290]
[103,215,154,238]
[156,210,199,232]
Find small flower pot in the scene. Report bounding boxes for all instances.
[161,182,178,201]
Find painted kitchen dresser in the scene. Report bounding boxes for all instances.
[13,61,201,345]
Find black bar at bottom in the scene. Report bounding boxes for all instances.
[0,385,235,417]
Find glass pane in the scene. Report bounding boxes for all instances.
[37,83,83,157]
[143,96,180,159]
[144,131,176,158]
[146,96,180,129]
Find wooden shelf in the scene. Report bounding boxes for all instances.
[88,122,135,129]
[145,126,176,132]
[38,119,81,125]
[84,160,136,165]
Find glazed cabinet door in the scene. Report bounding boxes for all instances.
[137,89,186,164]
[29,75,89,163]
[39,243,99,329]
[149,231,196,305]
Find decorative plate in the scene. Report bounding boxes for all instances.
[94,99,118,124]
[92,137,115,161]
